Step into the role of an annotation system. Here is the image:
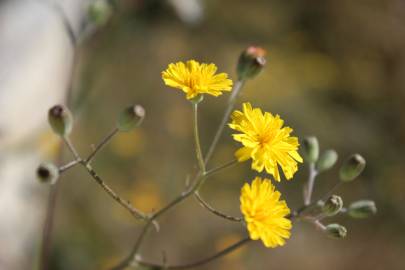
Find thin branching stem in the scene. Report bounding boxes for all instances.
[63,137,81,161]
[59,159,81,172]
[204,80,245,165]
[61,136,147,221]
[83,163,147,220]
[194,191,243,222]
[204,159,238,177]
[85,127,119,164]
[134,237,251,269]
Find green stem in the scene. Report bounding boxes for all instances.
[85,127,119,164]
[193,103,206,173]
[204,80,244,165]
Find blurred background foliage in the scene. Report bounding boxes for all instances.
[41,0,405,269]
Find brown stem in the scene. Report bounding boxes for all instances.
[135,237,251,269]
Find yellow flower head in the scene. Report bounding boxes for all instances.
[240,177,292,248]
[162,60,233,99]
[229,102,303,181]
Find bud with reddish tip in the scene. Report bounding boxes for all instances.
[237,46,266,80]
[48,105,73,137]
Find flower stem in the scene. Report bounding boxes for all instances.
[85,127,119,165]
[304,163,318,205]
[204,80,245,165]
[192,103,206,173]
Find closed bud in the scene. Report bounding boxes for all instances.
[316,149,338,172]
[322,195,343,216]
[88,0,113,27]
[348,200,377,219]
[237,46,266,80]
[301,136,319,163]
[117,105,145,132]
[340,154,366,182]
[325,223,347,239]
[36,162,59,184]
[48,105,73,137]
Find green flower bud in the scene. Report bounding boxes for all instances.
[36,162,59,184]
[339,154,366,182]
[88,0,113,27]
[348,200,377,219]
[301,136,319,163]
[325,223,347,239]
[322,195,343,216]
[117,105,145,132]
[237,46,266,80]
[316,149,338,172]
[48,105,73,137]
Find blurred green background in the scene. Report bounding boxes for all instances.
[45,0,405,269]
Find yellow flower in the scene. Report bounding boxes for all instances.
[229,102,303,181]
[240,177,292,248]
[162,60,233,99]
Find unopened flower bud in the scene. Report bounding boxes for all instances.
[340,154,366,182]
[322,195,343,216]
[316,149,338,173]
[325,223,347,239]
[48,105,73,137]
[88,0,113,26]
[36,162,59,184]
[117,105,145,132]
[237,46,266,80]
[348,200,377,219]
[301,136,319,163]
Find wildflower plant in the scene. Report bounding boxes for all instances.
[37,46,377,269]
